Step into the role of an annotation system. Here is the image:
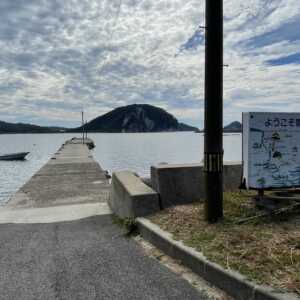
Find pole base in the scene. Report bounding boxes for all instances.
[204,171,223,223]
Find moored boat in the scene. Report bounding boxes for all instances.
[0,152,30,161]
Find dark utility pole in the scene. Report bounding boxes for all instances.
[204,0,224,222]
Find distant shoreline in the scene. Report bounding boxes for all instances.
[1,105,243,135]
[0,130,198,134]
[190,130,242,134]
[0,130,242,134]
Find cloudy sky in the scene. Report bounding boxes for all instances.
[0,0,299,128]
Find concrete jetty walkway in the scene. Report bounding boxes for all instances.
[0,139,210,299]
[7,139,110,209]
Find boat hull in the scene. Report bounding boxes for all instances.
[0,152,30,161]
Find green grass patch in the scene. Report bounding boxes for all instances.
[112,215,137,236]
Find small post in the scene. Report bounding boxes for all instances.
[85,121,88,139]
[204,0,224,222]
[81,111,85,144]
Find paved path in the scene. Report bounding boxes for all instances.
[0,215,208,300]
[7,141,110,208]
[0,139,210,299]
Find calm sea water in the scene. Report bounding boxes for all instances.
[0,132,242,205]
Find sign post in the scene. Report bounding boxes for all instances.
[204,0,224,222]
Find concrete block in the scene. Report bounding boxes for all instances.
[254,285,298,300]
[203,260,254,300]
[109,171,160,218]
[137,218,207,277]
[223,162,243,191]
[151,164,203,208]
[151,162,242,208]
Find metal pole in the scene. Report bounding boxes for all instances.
[82,111,85,144]
[204,0,224,222]
[85,121,88,139]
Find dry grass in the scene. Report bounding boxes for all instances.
[149,191,300,295]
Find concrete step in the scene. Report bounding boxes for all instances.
[0,202,111,224]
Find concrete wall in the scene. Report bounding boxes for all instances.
[109,171,160,218]
[151,162,242,208]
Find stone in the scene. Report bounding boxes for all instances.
[109,171,160,218]
[151,162,242,208]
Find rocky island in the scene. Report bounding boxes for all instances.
[75,104,200,133]
[0,104,242,134]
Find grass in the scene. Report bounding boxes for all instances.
[149,191,300,295]
[112,215,138,236]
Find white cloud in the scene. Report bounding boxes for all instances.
[0,0,299,127]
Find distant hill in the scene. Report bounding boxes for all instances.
[199,121,242,133]
[178,122,200,132]
[0,121,66,134]
[223,121,242,132]
[0,114,240,134]
[75,104,200,133]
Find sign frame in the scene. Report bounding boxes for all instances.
[243,112,300,190]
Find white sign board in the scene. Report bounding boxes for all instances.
[243,112,300,189]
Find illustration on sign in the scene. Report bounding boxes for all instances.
[243,112,300,189]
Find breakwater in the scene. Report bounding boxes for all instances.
[7,138,110,209]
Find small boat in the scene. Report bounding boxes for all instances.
[0,152,30,161]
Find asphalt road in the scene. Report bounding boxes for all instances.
[0,215,208,300]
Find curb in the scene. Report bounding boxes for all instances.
[136,217,299,300]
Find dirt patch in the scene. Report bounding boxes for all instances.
[149,191,300,295]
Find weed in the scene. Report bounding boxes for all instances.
[112,215,138,236]
[149,191,300,295]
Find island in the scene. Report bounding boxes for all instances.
[0,104,242,134]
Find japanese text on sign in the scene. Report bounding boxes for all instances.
[264,118,300,128]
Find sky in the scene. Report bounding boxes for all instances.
[0,0,299,128]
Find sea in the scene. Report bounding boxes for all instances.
[0,132,242,205]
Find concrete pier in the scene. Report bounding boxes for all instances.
[0,138,213,299]
[7,138,110,209]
